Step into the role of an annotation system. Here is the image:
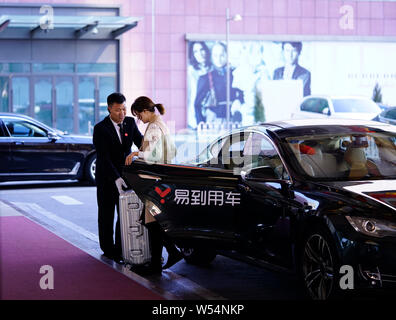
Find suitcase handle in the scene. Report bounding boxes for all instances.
[130,225,144,237]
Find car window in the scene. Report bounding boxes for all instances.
[0,120,7,137]
[284,131,396,180]
[384,108,396,119]
[301,98,328,114]
[194,136,227,165]
[243,132,287,179]
[210,133,248,171]
[332,99,381,113]
[4,119,47,137]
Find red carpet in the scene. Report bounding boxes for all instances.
[0,216,163,300]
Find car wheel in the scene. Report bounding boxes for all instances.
[180,247,217,266]
[84,154,96,185]
[300,227,340,300]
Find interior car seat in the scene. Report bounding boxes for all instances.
[343,137,369,179]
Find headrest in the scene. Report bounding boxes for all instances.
[344,147,367,165]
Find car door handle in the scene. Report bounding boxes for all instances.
[238,184,251,193]
[13,141,24,145]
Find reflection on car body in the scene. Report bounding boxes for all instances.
[0,112,96,184]
[123,119,396,300]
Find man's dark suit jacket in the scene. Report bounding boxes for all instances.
[273,64,311,97]
[93,115,142,185]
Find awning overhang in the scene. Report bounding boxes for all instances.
[0,15,141,39]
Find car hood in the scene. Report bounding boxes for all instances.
[317,180,396,211]
[332,112,380,120]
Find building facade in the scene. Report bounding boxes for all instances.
[1,0,395,134]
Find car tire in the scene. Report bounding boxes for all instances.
[180,247,217,266]
[84,154,96,185]
[299,225,341,300]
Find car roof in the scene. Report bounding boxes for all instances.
[0,112,56,132]
[301,95,374,100]
[0,112,35,119]
[263,118,385,128]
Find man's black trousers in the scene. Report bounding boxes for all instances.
[96,181,122,257]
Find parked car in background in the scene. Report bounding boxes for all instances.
[377,103,391,112]
[0,113,96,184]
[292,95,382,121]
[123,119,396,300]
[373,106,396,126]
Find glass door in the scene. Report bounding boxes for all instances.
[99,77,115,121]
[55,77,74,133]
[78,76,95,135]
[0,77,9,112]
[11,77,30,115]
[33,77,53,127]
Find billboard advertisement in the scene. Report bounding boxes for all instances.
[187,40,396,129]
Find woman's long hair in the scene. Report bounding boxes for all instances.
[131,96,165,116]
[188,41,211,70]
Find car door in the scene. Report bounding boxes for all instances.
[3,117,77,176]
[0,119,12,177]
[123,132,249,245]
[236,131,295,267]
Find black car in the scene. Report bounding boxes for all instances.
[123,119,396,299]
[0,113,96,184]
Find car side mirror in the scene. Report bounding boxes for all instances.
[322,107,331,116]
[47,131,59,141]
[245,166,278,180]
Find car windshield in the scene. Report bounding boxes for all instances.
[332,99,381,113]
[283,129,396,180]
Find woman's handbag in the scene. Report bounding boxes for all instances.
[201,72,217,109]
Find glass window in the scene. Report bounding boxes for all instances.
[385,108,396,120]
[56,77,74,133]
[99,77,115,120]
[332,98,381,113]
[0,121,7,137]
[243,133,285,178]
[12,77,30,115]
[77,63,116,73]
[0,77,9,112]
[34,77,53,127]
[4,119,47,137]
[33,63,74,73]
[0,63,30,73]
[301,98,328,114]
[78,77,95,135]
[213,133,248,171]
[284,131,396,180]
[301,98,317,113]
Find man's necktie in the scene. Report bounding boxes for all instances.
[117,123,124,145]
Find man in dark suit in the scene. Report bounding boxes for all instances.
[273,41,311,97]
[93,92,143,264]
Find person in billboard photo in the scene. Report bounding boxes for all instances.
[187,41,212,128]
[194,41,244,125]
[273,41,311,97]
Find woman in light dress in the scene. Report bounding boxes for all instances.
[125,96,181,275]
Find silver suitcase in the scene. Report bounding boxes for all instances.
[119,190,151,265]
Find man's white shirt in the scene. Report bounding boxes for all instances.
[110,117,122,143]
